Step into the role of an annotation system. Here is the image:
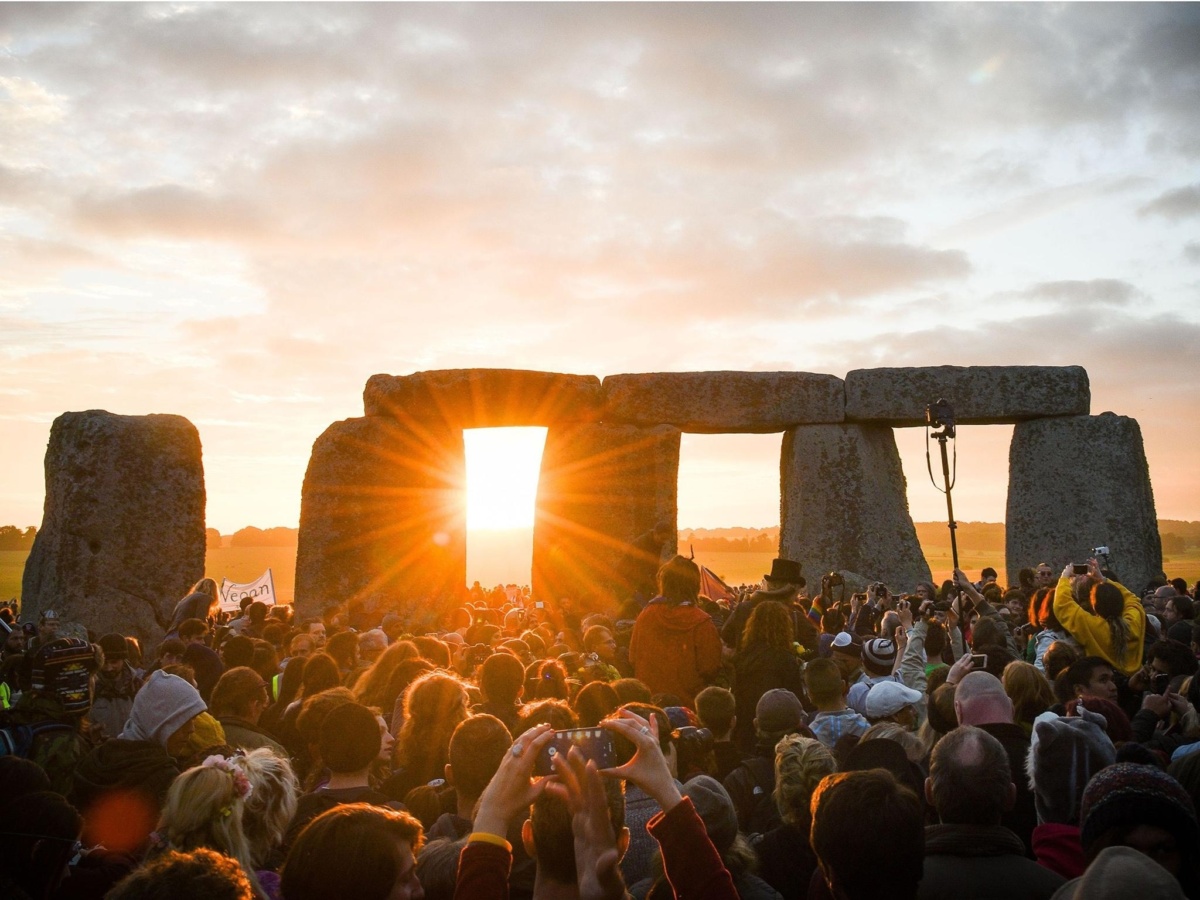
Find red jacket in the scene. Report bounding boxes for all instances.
[630,602,723,703]
[1032,822,1086,880]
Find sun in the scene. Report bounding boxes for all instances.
[463,427,548,530]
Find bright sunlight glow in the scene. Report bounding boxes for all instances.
[463,427,548,530]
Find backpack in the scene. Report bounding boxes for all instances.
[728,755,781,837]
[0,720,72,758]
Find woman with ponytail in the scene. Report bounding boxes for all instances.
[1052,558,1145,676]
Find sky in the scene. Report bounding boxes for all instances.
[1,2,1199,539]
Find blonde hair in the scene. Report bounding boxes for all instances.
[189,578,220,604]
[860,722,928,765]
[159,764,258,892]
[773,734,836,826]
[234,748,298,868]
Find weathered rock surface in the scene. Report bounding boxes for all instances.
[295,416,466,626]
[602,371,845,433]
[533,423,680,609]
[21,411,205,645]
[845,366,1090,426]
[780,424,930,590]
[1006,413,1160,594]
[364,369,603,426]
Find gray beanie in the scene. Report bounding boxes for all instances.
[680,775,738,854]
[120,670,206,748]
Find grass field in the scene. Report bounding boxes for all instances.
[4,544,1200,608]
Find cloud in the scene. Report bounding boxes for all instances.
[1022,279,1139,308]
[1139,184,1200,221]
[73,184,267,240]
[1186,242,1200,265]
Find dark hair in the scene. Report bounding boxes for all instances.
[810,770,923,900]
[927,683,958,736]
[319,702,382,774]
[657,555,701,605]
[412,636,451,669]
[1043,641,1079,683]
[1059,656,1114,701]
[448,715,512,799]
[929,726,1012,825]
[1149,640,1199,678]
[178,619,209,641]
[0,790,81,899]
[158,638,187,659]
[1030,588,1060,631]
[695,686,736,735]
[247,602,269,625]
[107,847,253,900]
[532,660,568,701]
[530,781,624,884]
[572,681,620,728]
[210,666,268,719]
[301,653,341,697]
[741,601,794,653]
[480,652,525,705]
[517,699,577,732]
[1169,594,1196,621]
[326,632,359,670]
[1091,583,1134,652]
[251,641,279,684]
[221,635,255,669]
[612,678,652,705]
[295,687,356,752]
[281,804,424,900]
[275,654,307,708]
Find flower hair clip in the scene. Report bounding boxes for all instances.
[203,755,253,801]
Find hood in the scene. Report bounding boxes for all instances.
[641,602,714,634]
[72,738,179,809]
[120,670,206,748]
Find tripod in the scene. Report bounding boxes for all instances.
[925,399,959,575]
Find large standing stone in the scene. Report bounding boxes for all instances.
[364,369,603,425]
[21,411,205,645]
[845,366,1090,427]
[295,416,466,627]
[533,424,680,610]
[780,424,930,590]
[1006,413,1160,594]
[602,371,845,433]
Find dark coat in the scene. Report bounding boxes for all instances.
[732,644,804,753]
[918,824,1065,900]
[978,721,1038,856]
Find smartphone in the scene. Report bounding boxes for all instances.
[1072,564,1089,576]
[533,728,620,776]
[970,653,988,669]
[535,601,545,609]
[1152,673,1171,696]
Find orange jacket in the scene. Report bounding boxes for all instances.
[630,602,723,703]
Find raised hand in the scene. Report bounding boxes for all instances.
[545,747,627,900]
[599,708,683,813]
[473,723,557,838]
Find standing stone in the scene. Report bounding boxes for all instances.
[780,424,930,590]
[533,424,680,610]
[1006,413,1160,594]
[21,411,205,646]
[602,371,845,432]
[845,366,1090,426]
[295,416,466,627]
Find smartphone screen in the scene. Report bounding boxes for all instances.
[1072,564,1089,576]
[970,653,988,669]
[533,728,617,776]
[1153,673,1171,696]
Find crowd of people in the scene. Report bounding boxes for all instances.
[2,550,1200,900]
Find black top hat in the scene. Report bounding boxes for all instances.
[765,559,803,585]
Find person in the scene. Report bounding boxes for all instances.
[865,680,923,730]
[952,670,1038,854]
[629,556,722,704]
[723,688,808,836]
[752,734,835,899]
[89,631,142,740]
[804,658,869,751]
[1001,661,1055,734]
[386,671,470,801]
[1027,587,1082,674]
[918,726,1065,899]
[1050,846,1187,900]
[1058,655,1120,705]
[1053,560,1145,676]
[721,558,815,654]
[732,600,804,753]
[627,521,675,603]
[282,803,426,900]
[233,746,298,882]
[105,847,255,900]
[166,579,220,636]
[474,653,525,735]
[695,686,742,782]
[0,789,82,900]
[427,714,513,841]
[210,666,287,756]
[809,768,924,900]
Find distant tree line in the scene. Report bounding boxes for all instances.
[206,526,299,549]
[0,526,37,551]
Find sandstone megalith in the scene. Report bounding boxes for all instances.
[602,371,844,433]
[294,416,466,626]
[845,365,1090,427]
[1006,413,1160,594]
[533,423,680,609]
[780,423,930,590]
[21,410,205,645]
[364,369,602,425]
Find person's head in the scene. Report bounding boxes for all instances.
[0,790,81,900]
[414,837,464,900]
[532,659,569,701]
[518,699,578,732]
[829,632,863,680]
[357,629,388,666]
[582,625,617,663]
[926,725,1014,826]
[124,669,207,756]
[611,678,652,705]
[1001,661,1054,726]
[397,672,470,777]
[159,759,256,883]
[1149,639,1199,679]
[220,635,255,669]
[773,734,836,828]
[755,687,806,745]
[1061,656,1119,704]
[289,632,316,659]
[446,715,512,802]
[295,687,356,762]
[741,600,795,654]
[656,555,701,605]
[1002,590,1027,621]
[281,803,425,900]
[300,652,341,697]
[1035,563,1056,589]
[178,618,210,645]
[210,666,272,724]
[859,722,926,766]
[524,780,627,886]
[37,608,61,642]
[1029,587,1061,632]
[479,652,525,706]
[804,657,847,707]
[1081,763,1198,882]
[98,632,129,675]
[326,631,359,673]
[865,681,922,730]
[810,769,923,900]
[572,681,620,728]
[1043,640,1079,682]
[319,702,382,776]
[695,686,737,739]
[1027,712,1116,825]
[953,671,1014,727]
[105,847,254,900]
[303,619,327,648]
[233,747,298,868]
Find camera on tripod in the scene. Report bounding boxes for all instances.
[926,398,956,439]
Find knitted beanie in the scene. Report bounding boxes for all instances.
[680,775,738,854]
[120,670,207,749]
[862,638,897,673]
[98,632,128,662]
[1080,763,1198,852]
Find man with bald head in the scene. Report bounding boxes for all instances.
[920,726,1064,898]
[953,671,1037,855]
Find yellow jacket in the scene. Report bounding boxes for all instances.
[1052,576,1145,675]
